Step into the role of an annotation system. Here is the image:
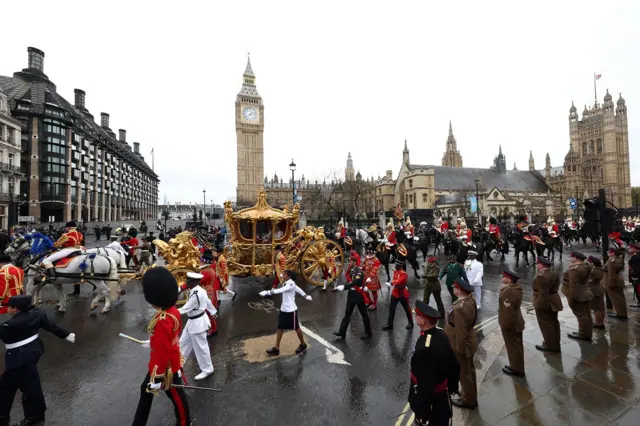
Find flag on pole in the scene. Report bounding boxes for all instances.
[595,73,602,80]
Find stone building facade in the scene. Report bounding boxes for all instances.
[0,47,159,223]
[0,84,24,228]
[541,92,631,209]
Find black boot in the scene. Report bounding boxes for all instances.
[12,413,45,426]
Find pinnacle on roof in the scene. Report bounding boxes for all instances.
[244,54,255,77]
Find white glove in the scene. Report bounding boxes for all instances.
[305,295,312,301]
[65,333,76,343]
[366,278,371,283]
[336,285,345,292]
[141,340,150,348]
[259,290,268,297]
[147,381,163,392]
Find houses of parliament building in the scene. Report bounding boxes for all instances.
[235,57,632,221]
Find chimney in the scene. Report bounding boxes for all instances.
[27,47,45,72]
[74,89,86,109]
[118,129,127,143]
[133,142,140,154]
[100,113,110,129]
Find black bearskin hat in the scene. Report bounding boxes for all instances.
[490,217,497,225]
[142,267,178,309]
[201,249,214,263]
[128,227,138,237]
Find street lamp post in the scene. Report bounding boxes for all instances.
[202,189,206,224]
[289,159,297,207]
[474,178,481,226]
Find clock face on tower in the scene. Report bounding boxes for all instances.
[243,107,257,122]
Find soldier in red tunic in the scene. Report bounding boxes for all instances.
[199,249,218,336]
[133,267,191,426]
[41,220,84,280]
[363,244,382,310]
[382,261,414,330]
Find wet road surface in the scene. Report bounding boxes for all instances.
[2,238,639,425]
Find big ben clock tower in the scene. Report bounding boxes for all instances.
[236,55,264,206]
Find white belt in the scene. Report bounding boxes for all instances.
[5,334,38,349]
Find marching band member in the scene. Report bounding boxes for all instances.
[178,273,216,380]
[272,245,287,290]
[382,261,414,330]
[0,295,75,426]
[363,244,382,310]
[40,220,83,281]
[133,267,191,426]
[199,250,219,336]
[260,270,312,356]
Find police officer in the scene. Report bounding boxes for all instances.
[0,295,75,426]
[409,300,459,426]
[334,265,373,340]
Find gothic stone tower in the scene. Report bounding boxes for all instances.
[441,121,463,167]
[345,152,355,181]
[236,56,265,206]
[566,91,631,207]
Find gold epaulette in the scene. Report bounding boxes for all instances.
[147,310,180,334]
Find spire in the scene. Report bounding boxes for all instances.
[244,54,255,77]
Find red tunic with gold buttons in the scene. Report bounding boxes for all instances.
[147,306,184,383]
[391,269,409,299]
[54,229,83,248]
[363,256,381,291]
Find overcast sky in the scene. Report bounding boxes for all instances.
[2,0,638,205]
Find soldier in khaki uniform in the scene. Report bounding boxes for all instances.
[422,257,445,318]
[566,252,593,341]
[605,248,628,319]
[445,279,478,409]
[532,257,563,352]
[499,270,525,376]
[587,256,606,328]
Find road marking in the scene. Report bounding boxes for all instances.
[247,300,350,365]
[394,403,410,426]
[299,325,351,365]
[405,413,415,425]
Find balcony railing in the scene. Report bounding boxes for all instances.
[0,162,22,173]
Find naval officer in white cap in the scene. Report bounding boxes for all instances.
[178,272,216,380]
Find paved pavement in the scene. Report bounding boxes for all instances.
[1,237,639,425]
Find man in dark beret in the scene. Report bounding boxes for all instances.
[532,257,563,352]
[499,270,525,376]
[566,252,593,341]
[408,300,459,425]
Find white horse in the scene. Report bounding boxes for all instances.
[85,241,128,269]
[5,238,119,314]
